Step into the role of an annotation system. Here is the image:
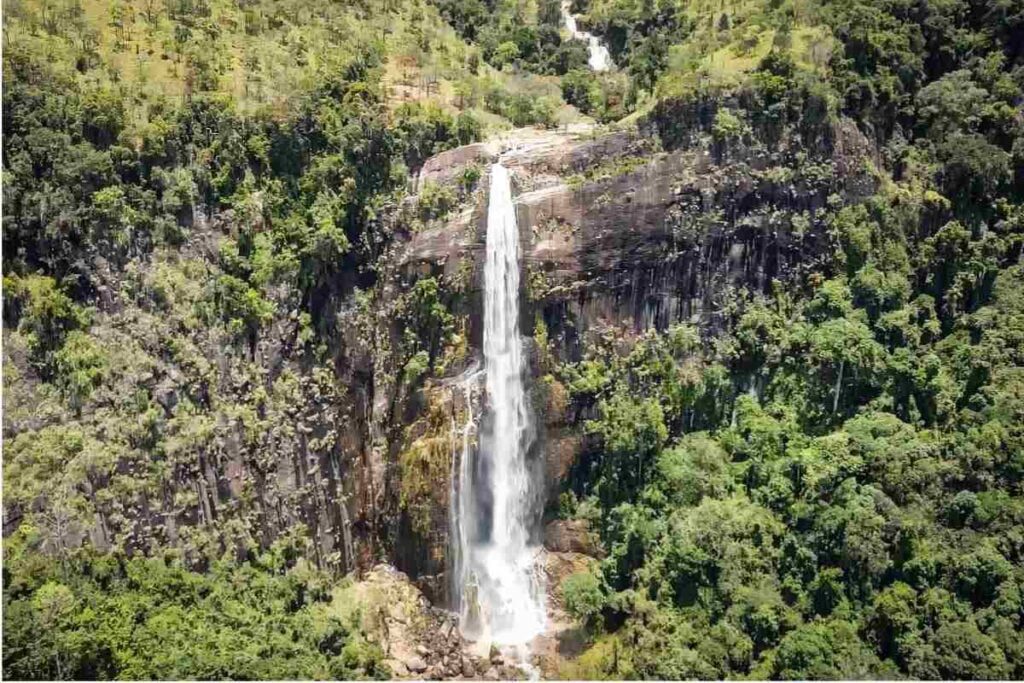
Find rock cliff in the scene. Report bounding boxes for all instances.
[390,116,877,604]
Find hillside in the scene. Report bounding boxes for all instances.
[3,0,1024,679]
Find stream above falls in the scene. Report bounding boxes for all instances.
[560,0,612,71]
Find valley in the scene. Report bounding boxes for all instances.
[3,0,1023,679]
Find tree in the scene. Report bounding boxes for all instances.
[931,621,1011,680]
[493,41,520,69]
[915,70,990,139]
[561,69,599,114]
[53,331,107,412]
[773,620,891,679]
[3,275,91,376]
[655,433,733,506]
[936,135,1011,224]
[586,393,667,505]
[562,571,606,631]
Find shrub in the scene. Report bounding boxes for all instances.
[562,571,606,630]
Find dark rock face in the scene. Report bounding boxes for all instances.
[519,126,876,352]
[405,121,876,349]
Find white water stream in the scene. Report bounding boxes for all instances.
[449,364,480,632]
[561,0,612,71]
[452,163,546,650]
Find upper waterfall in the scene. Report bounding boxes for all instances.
[453,162,546,648]
[561,0,612,71]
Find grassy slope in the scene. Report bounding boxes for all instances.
[4,0,580,133]
[578,0,834,119]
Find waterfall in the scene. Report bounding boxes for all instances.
[561,0,612,71]
[449,364,479,624]
[452,163,546,648]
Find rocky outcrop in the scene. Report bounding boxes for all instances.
[521,126,875,345]
[392,374,483,606]
[544,519,603,557]
[416,143,495,192]
[352,564,510,680]
[531,550,601,677]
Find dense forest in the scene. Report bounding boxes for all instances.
[3,0,1024,678]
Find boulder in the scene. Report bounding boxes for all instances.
[404,656,428,673]
[416,143,495,192]
[385,659,409,677]
[543,430,583,493]
[544,519,603,557]
[544,551,599,609]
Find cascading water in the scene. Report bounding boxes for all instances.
[449,365,480,628]
[451,162,546,649]
[561,0,612,71]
